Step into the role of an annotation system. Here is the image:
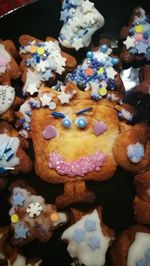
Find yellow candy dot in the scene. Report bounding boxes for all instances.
[11,214,19,224]
[50,212,59,222]
[97,67,104,75]
[135,25,143,33]
[98,87,107,96]
[29,45,37,54]
[37,47,45,55]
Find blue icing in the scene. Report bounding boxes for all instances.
[84,219,96,232]
[136,260,146,266]
[15,225,28,239]
[145,248,150,263]
[73,228,86,244]
[136,248,150,266]
[88,236,101,251]
[12,192,25,206]
[41,69,53,81]
[127,143,144,163]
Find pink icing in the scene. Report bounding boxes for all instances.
[0,55,9,66]
[135,33,143,41]
[49,151,106,177]
[42,125,57,140]
[93,121,107,136]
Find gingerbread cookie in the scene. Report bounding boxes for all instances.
[0,40,21,85]
[113,123,150,173]
[59,0,104,50]
[133,170,150,224]
[110,225,150,266]
[19,35,77,95]
[9,180,68,246]
[120,7,150,65]
[0,121,32,175]
[0,85,23,122]
[61,207,114,266]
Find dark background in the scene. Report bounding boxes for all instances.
[0,0,150,265]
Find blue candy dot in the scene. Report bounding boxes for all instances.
[88,236,101,251]
[87,51,94,59]
[62,118,72,128]
[84,219,96,232]
[100,44,108,53]
[75,117,88,128]
[73,228,86,244]
[111,57,120,65]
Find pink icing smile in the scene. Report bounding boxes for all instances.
[48,151,106,177]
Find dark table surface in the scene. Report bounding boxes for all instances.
[0,0,150,265]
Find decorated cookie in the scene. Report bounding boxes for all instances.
[0,85,24,122]
[0,226,42,265]
[110,225,150,266]
[133,170,150,224]
[9,180,68,246]
[0,121,32,175]
[59,0,104,50]
[136,64,150,94]
[120,7,150,65]
[62,207,114,266]
[66,44,124,101]
[19,35,77,95]
[0,40,21,85]
[113,123,150,173]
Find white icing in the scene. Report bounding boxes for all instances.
[0,85,15,115]
[0,43,11,74]
[8,254,42,266]
[62,210,112,266]
[127,232,150,266]
[59,0,104,50]
[23,69,41,95]
[0,134,20,170]
[121,108,133,121]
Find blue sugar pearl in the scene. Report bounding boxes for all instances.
[62,118,72,128]
[87,51,94,59]
[100,44,108,53]
[75,117,88,128]
[111,57,120,65]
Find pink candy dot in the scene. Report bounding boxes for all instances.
[135,33,143,42]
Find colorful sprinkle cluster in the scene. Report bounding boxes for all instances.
[123,9,150,60]
[49,150,105,177]
[136,248,150,266]
[66,44,119,100]
[73,217,100,251]
[20,40,66,79]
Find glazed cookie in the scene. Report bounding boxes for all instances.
[113,123,150,173]
[133,170,150,224]
[0,40,21,85]
[0,121,32,175]
[59,0,104,50]
[0,85,23,122]
[61,207,115,266]
[9,180,68,246]
[0,226,42,265]
[19,35,77,95]
[66,44,124,102]
[110,225,150,266]
[120,7,150,65]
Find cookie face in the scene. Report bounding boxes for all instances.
[0,85,15,115]
[24,89,119,183]
[59,0,104,50]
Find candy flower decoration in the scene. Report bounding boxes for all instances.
[59,0,104,50]
[66,44,120,100]
[123,8,150,60]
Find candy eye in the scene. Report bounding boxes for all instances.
[75,117,88,129]
[62,118,72,128]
